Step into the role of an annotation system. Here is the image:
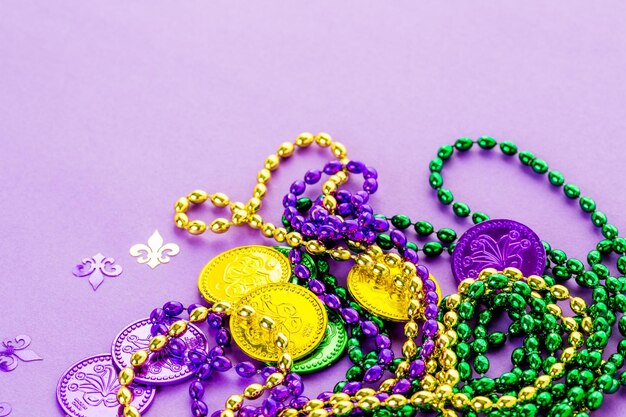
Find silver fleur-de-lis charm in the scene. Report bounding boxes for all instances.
[130,230,180,269]
[72,253,123,290]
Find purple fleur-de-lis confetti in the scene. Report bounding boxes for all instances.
[73,253,122,290]
[0,335,42,372]
[0,403,11,416]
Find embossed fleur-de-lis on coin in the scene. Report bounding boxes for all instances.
[73,253,123,291]
[130,230,180,269]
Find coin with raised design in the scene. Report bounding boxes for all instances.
[198,246,291,303]
[292,314,347,374]
[230,283,328,362]
[452,219,546,283]
[57,353,155,417]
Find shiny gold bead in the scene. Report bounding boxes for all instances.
[167,320,188,337]
[278,352,293,372]
[174,197,190,213]
[404,321,419,338]
[188,190,209,204]
[458,278,474,294]
[253,183,267,199]
[446,330,458,346]
[407,300,422,318]
[238,305,256,317]
[330,247,351,261]
[442,369,460,386]
[549,363,565,378]
[452,393,470,409]
[261,223,276,237]
[257,169,272,184]
[130,350,149,367]
[304,399,324,411]
[188,219,207,235]
[225,395,244,411]
[527,275,546,290]
[385,394,407,409]
[272,227,287,242]
[322,181,337,195]
[189,306,209,322]
[248,214,263,229]
[425,359,438,374]
[174,212,189,229]
[581,316,593,333]
[323,195,337,211]
[445,293,461,310]
[243,383,265,399]
[357,396,380,411]
[286,232,303,247]
[439,334,451,349]
[213,301,232,314]
[123,405,140,417]
[230,201,246,212]
[549,284,570,300]
[570,296,587,313]
[149,335,168,352]
[441,349,458,369]
[378,378,396,392]
[546,304,562,318]
[117,386,133,406]
[335,171,347,184]
[496,395,517,409]
[232,209,250,225]
[331,142,347,159]
[401,261,417,277]
[305,240,326,255]
[535,375,552,389]
[411,390,435,406]
[220,410,235,417]
[275,332,288,350]
[209,218,230,233]
[471,396,493,412]
[119,367,135,386]
[562,316,578,331]
[402,340,417,358]
[295,132,314,147]
[332,401,353,416]
[355,388,376,400]
[441,409,458,417]
[518,386,536,401]
[502,267,523,281]
[277,142,295,158]
[280,408,299,417]
[315,132,332,147]
[246,197,262,214]
[265,155,280,171]
[329,393,350,405]
[569,331,583,347]
[266,372,284,388]
[309,409,328,417]
[435,385,453,401]
[210,192,230,207]
[421,375,437,391]
[477,267,498,280]
[561,346,576,363]
[394,360,410,378]
[530,291,541,299]
[260,316,276,330]
[443,311,458,328]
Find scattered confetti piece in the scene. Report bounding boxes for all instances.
[73,253,122,290]
[130,230,180,269]
[0,335,42,372]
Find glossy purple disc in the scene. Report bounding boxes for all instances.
[56,353,155,417]
[112,317,207,385]
[452,218,546,282]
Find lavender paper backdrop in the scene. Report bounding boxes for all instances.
[2,1,626,416]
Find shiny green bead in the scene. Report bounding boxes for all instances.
[406,241,418,252]
[473,325,487,339]
[478,310,493,326]
[619,340,626,356]
[437,188,454,205]
[437,228,457,243]
[363,358,377,369]
[346,365,363,381]
[468,280,486,299]
[456,342,471,359]
[472,338,488,354]
[333,381,347,393]
[606,276,621,293]
[397,405,415,417]
[527,353,542,370]
[579,196,596,213]
[549,403,572,417]
[429,172,443,189]
[610,353,625,368]
[523,336,540,352]
[531,158,548,174]
[488,273,508,290]
[457,323,471,341]
[452,202,470,218]
[567,386,585,404]
[513,280,531,297]
[499,141,518,155]
[346,337,360,349]
[588,351,603,368]
[414,221,433,236]
[522,404,538,417]
[429,157,444,172]
[530,297,546,314]
[458,301,475,320]
[591,211,607,227]
[497,372,519,390]
[613,237,626,254]
[391,214,411,229]
[544,333,562,351]
[472,211,489,224]
[472,377,495,394]
[509,293,526,311]
[519,151,535,166]
[376,234,393,250]
[588,331,609,349]
[348,347,363,363]
[597,374,614,392]
[593,263,610,278]
[487,332,506,348]
[454,137,473,151]
[520,314,535,333]
[565,369,580,386]
[295,197,312,212]
[474,355,489,374]
[552,265,570,281]
[586,391,603,410]
[282,215,291,227]
[587,249,602,265]
[423,242,443,257]
[373,408,391,417]
[551,383,567,399]
[602,223,619,239]
[563,183,580,199]
[565,258,583,273]
[437,145,454,160]
[543,356,557,373]
[536,391,552,408]
[549,249,567,264]
[458,361,472,380]
[548,170,564,186]
[541,314,558,331]
[597,239,613,254]
[477,136,497,149]
[511,348,525,365]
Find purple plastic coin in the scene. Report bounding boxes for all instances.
[452,218,546,282]
[56,353,155,417]
[112,317,207,385]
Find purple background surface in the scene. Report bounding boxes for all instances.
[2,1,626,416]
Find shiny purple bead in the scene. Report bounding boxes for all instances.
[375,334,391,349]
[216,328,231,346]
[356,190,369,202]
[417,264,429,279]
[192,400,209,417]
[294,264,311,279]
[426,291,439,305]
[189,348,208,365]
[235,361,257,378]
[364,365,383,382]
[342,381,362,395]
[346,160,364,174]
[308,279,325,295]
[271,385,290,402]
[163,301,184,316]
[424,303,439,319]
[409,359,426,378]
[423,319,438,337]
[364,167,378,179]
[290,180,306,196]
[404,247,418,264]
[150,323,168,336]
[283,193,297,207]
[211,355,232,372]
[311,206,328,222]
[372,218,389,232]
[337,203,352,216]
[290,396,309,409]
[187,303,203,314]
[424,279,436,292]
[336,190,351,202]
[262,398,278,417]
[363,178,378,193]
[167,338,185,357]
[149,308,166,323]
[358,212,373,227]
[240,406,259,417]
[324,294,341,310]
[376,392,389,402]
[289,249,302,263]
[207,313,222,328]
[421,339,435,357]
[261,366,277,380]
[211,411,222,417]
[291,215,304,229]
[390,229,407,247]
[378,348,394,365]
[287,378,304,396]
[361,320,378,337]
[323,160,343,175]
[304,169,322,184]
[189,380,205,399]
[341,308,359,324]
[393,379,411,394]
[317,391,333,401]
[339,220,359,234]
[301,222,316,236]
[209,346,225,358]
[197,363,212,380]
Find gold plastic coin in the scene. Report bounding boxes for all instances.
[230,283,328,362]
[198,246,291,304]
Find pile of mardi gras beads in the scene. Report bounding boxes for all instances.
[56,133,626,417]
